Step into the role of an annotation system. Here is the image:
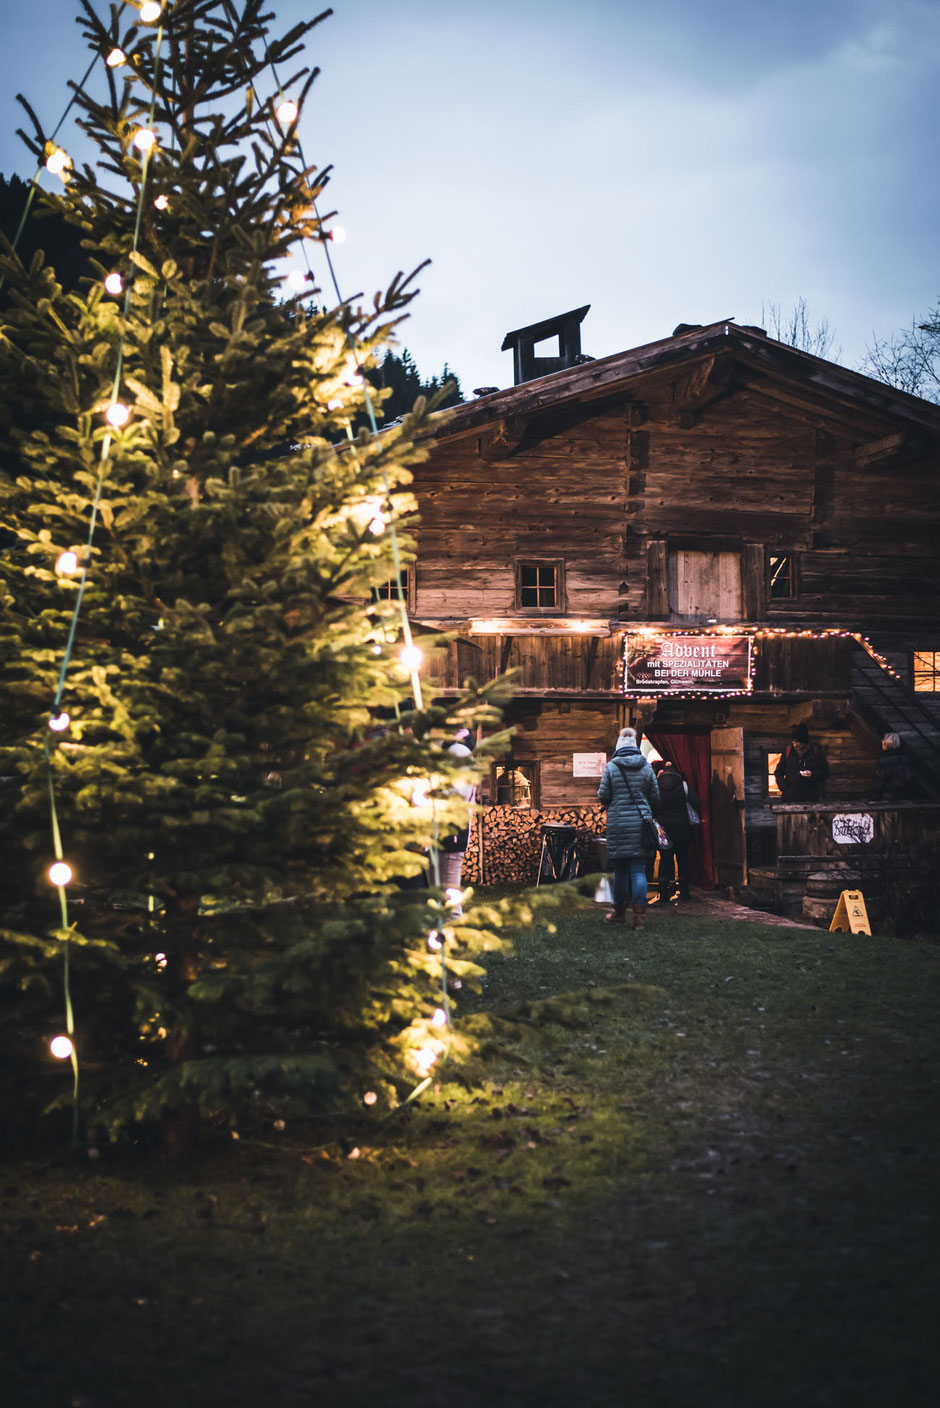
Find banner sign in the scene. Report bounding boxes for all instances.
[624,634,753,695]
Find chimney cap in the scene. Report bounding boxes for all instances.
[501,304,590,352]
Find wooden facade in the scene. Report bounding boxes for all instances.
[405,318,940,902]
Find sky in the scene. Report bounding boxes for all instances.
[2,0,939,393]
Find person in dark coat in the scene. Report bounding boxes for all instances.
[596,727,660,929]
[774,722,828,802]
[654,761,700,902]
[872,732,921,800]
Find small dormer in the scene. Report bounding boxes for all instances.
[501,305,591,386]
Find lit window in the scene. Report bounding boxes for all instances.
[516,560,564,611]
[495,762,537,809]
[767,751,782,797]
[769,554,796,599]
[913,651,940,692]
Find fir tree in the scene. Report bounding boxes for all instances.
[366,347,463,425]
[0,0,530,1146]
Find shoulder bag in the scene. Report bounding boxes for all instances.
[613,762,672,851]
[683,780,701,827]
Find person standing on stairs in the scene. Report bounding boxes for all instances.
[597,727,660,929]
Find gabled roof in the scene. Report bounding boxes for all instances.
[436,320,940,443]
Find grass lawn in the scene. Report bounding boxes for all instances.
[2,891,939,1408]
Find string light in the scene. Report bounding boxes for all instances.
[431,1008,447,1028]
[139,1,163,21]
[444,887,462,908]
[371,643,382,655]
[104,272,123,295]
[45,148,71,177]
[153,193,169,210]
[427,931,443,951]
[400,644,423,671]
[275,98,299,126]
[49,712,71,733]
[105,402,130,427]
[49,861,73,887]
[411,778,431,807]
[414,1041,442,1077]
[285,268,307,291]
[154,953,168,969]
[106,48,126,67]
[329,225,347,244]
[363,1091,378,1106]
[55,550,80,576]
[133,127,157,153]
[50,1036,74,1060]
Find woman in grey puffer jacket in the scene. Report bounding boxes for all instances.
[596,727,660,929]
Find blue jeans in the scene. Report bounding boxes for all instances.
[611,856,648,908]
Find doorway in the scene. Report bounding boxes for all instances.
[709,726,747,888]
[646,727,714,888]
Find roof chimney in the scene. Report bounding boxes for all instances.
[501,305,590,385]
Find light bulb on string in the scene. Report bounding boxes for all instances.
[133,127,157,153]
[427,930,443,951]
[55,550,80,576]
[363,1091,378,1107]
[153,193,169,210]
[49,712,71,733]
[329,225,347,245]
[414,1041,442,1078]
[371,644,382,656]
[50,1035,74,1060]
[368,509,386,535]
[106,402,130,428]
[45,148,70,177]
[104,272,123,295]
[400,644,423,672]
[139,1,163,21]
[431,1008,447,1029]
[285,268,307,292]
[106,47,126,67]
[48,861,73,887]
[275,98,299,126]
[411,777,431,807]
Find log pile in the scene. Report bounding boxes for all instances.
[463,805,606,886]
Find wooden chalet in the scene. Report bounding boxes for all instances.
[403,311,940,908]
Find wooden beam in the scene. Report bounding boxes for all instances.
[672,354,735,426]
[855,431,923,468]
[478,416,527,462]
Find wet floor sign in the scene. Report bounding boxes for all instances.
[829,890,871,935]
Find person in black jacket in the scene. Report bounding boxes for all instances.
[872,732,921,800]
[654,761,700,902]
[774,722,828,802]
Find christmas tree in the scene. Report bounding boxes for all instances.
[0,0,530,1147]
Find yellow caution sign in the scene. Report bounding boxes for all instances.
[829,890,871,935]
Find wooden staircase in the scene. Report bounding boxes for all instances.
[851,641,940,795]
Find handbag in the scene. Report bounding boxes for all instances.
[613,762,673,851]
[683,782,701,827]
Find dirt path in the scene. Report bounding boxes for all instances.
[651,889,817,928]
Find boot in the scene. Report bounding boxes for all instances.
[632,903,647,931]
[604,905,627,924]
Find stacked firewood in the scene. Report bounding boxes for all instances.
[463,805,606,886]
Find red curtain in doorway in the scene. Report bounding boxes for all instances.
[647,729,715,889]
